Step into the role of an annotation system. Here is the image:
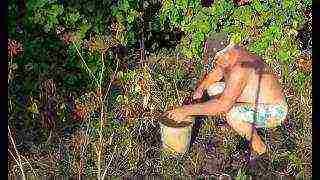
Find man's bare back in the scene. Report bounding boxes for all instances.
[223,49,285,106]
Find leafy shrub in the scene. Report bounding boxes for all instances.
[7,0,312,177]
[159,0,311,65]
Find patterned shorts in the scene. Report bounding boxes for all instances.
[227,101,288,128]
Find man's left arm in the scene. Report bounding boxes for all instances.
[182,65,251,116]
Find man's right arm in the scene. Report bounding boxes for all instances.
[193,65,224,99]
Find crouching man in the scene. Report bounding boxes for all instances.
[164,42,288,155]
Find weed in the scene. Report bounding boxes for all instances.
[8,0,312,177]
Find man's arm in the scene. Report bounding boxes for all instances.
[186,64,250,116]
[202,65,224,88]
[193,65,224,99]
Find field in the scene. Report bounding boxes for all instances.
[8,0,312,178]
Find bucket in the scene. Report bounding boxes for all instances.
[159,116,194,154]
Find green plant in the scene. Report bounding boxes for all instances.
[160,0,311,65]
[235,168,248,180]
[7,0,312,177]
[26,0,64,33]
[111,0,143,47]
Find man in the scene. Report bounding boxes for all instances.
[164,42,288,155]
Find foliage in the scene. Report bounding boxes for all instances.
[8,0,312,177]
[111,0,142,46]
[27,1,64,33]
[160,0,311,64]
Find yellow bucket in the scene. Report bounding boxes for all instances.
[159,116,194,154]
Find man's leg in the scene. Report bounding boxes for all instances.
[226,104,267,155]
[225,115,266,155]
[265,102,288,128]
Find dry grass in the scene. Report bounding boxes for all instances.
[8,45,312,178]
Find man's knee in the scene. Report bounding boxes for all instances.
[265,103,288,128]
[225,112,255,139]
[266,116,286,128]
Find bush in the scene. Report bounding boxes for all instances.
[159,0,311,65]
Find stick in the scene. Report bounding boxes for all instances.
[8,126,26,179]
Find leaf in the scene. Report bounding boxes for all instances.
[64,10,80,26]
[251,0,264,13]
[75,23,91,41]
[171,8,181,24]
[64,75,78,85]
[283,0,296,10]
[27,102,39,114]
[277,50,290,63]
[49,4,64,17]
[151,15,161,32]
[127,9,138,24]
[231,32,244,44]
[303,0,312,7]
[27,0,48,11]
[176,0,188,8]
[120,0,130,11]
[235,168,248,180]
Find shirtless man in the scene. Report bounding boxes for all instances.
[164,42,288,155]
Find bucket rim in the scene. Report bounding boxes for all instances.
[159,116,193,128]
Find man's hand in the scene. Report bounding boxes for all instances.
[193,66,223,100]
[193,85,205,100]
[163,107,193,123]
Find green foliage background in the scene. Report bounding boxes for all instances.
[160,0,310,64]
[8,0,312,177]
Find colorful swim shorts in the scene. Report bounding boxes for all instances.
[227,100,288,128]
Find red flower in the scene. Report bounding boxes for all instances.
[234,0,250,6]
[72,103,89,122]
[8,39,24,58]
[61,33,73,45]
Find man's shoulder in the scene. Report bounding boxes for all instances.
[237,58,262,67]
[226,63,253,79]
[233,59,266,72]
[231,61,254,71]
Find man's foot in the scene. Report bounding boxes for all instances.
[251,136,266,155]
